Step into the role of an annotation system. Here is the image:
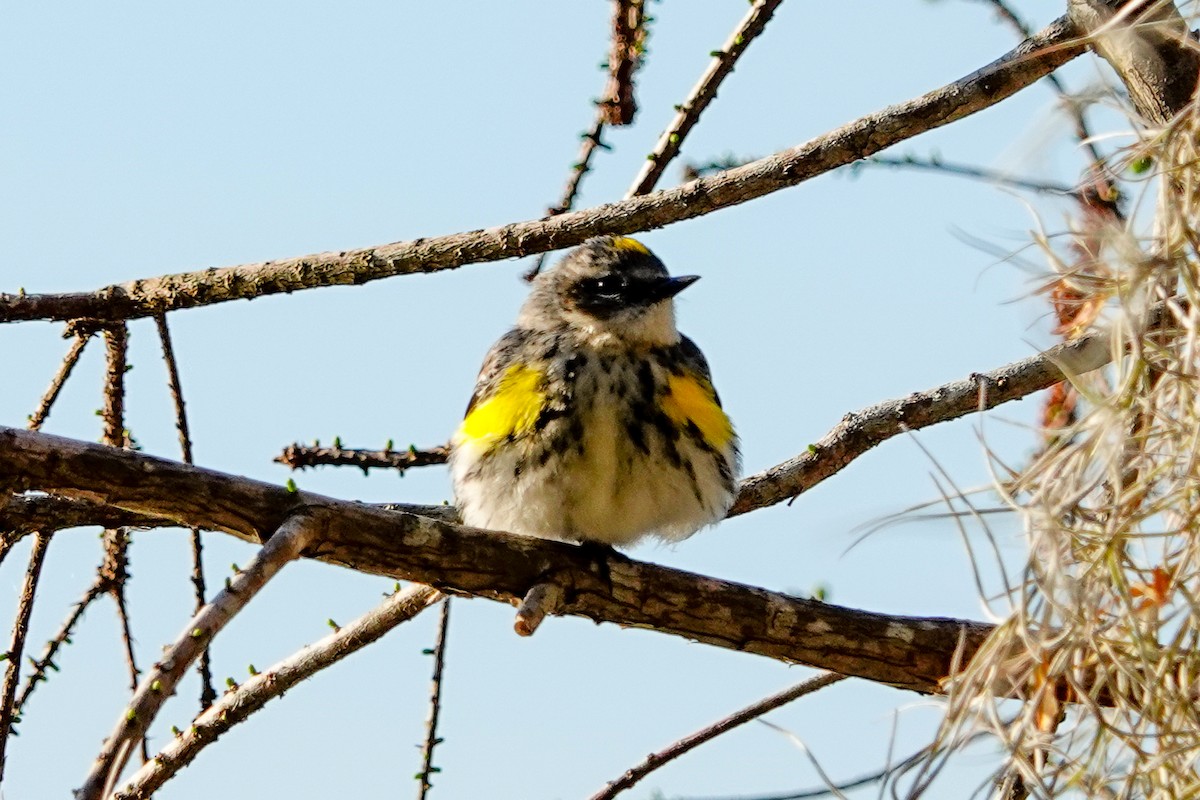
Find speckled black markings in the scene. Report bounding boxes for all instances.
[637,361,656,399]
[563,352,588,380]
[625,417,650,454]
[568,417,586,455]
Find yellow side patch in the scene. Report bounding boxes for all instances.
[457,365,544,445]
[662,372,734,452]
[611,236,650,255]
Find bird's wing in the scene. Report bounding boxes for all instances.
[678,334,720,404]
[462,327,529,418]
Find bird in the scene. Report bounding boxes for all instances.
[449,235,739,548]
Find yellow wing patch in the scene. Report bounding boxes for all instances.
[457,364,545,446]
[662,372,734,452]
[611,236,650,255]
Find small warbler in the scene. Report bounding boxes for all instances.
[450,236,739,547]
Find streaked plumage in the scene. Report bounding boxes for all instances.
[450,236,739,547]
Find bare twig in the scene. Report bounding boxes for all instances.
[100,324,128,449]
[853,154,1077,195]
[99,323,147,762]
[275,442,450,474]
[514,582,563,637]
[600,0,646,125]
[525,115,612,281]
[972,0,1107,166]
[549,117,612,219]
[13,580,107,718]
[26,331,91,432]
[154,313,215,710]
[0,17,1084,325]
[625,0,785,198]
[676,745,928,800]
[76,511,321,800]
[589,672,847,800]
[111,584,443,800]
[0,533,51,783]
[416,599,451,800]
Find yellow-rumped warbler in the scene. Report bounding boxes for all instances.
[450,236,740,547]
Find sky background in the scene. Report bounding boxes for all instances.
[0,2,1130,798]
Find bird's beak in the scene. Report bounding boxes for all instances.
[648,274,700,303]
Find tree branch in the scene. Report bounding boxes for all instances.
[625,0,786,198]
[1,425,993,697]
[730,323,1114,515]
[275,442,449,474]
[1068,0,1200,125]
[76,512,321,800]
[589,672,847,800]
[0,532,50,783]
[0,17,1084,324]
[110,583,443,800]
[416,598,451,800]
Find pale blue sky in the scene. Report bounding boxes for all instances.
[1,3,1115,798]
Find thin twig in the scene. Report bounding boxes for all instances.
[1,328,91,568]
[13,580,107,718]
[971,0,1107,169]
[26,331,91,431]
[275,442,450,474]
[525,115,612,281]
[99,323,147,762]
[588,672,847,800]
[676,745,927,800]
[0,533,51,783]
[154,313,215,710]
[0,17,1084,325]
[853,154,1078,195]
[112,584,443,800]
[626,0,785,198]
[600,0,646,126]
[417,599,451,800]
[75,511,322,800]
[100,324,128,449]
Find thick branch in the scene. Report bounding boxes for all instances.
[0,18,1084,324]
[1069,0,1200,125]
[1,425,990,696]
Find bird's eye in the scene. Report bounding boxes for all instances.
[580,274,628,298]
